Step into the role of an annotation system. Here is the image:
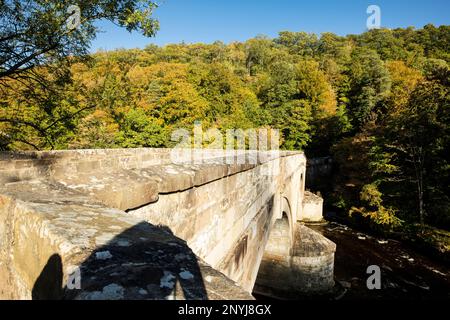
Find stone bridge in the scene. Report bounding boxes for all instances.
[0,148,335,300]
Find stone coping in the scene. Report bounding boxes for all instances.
[0,148,301,161]
[0,180,253,300]
[293,225,336,257]
[0,148,304,211]
[302,191,323,204]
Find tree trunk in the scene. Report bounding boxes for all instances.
[417,167,425,234]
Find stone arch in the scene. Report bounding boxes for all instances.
[263,211,292,259]
[252,195,295,297]
[261,195,294,262]
[281,196,294,250]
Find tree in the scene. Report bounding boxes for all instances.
[275,31,318,57]
[356,28,407,61]
[188,62,259,130]
[350,183,403,228]
[0,0,158,79]
[384,60,423,116]
[390,80,448,230]
[347,48,391,130]
[296,59,336,116]
[127,62,209,127]
[69,109,119,149]
[244,36,274,76]
[116,108,167,148]
[359,78,449,230]
[279,100,312,150]
[0,0,159,149]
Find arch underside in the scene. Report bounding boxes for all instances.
[253,193,335,298]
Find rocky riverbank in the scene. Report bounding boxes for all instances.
[309,221,450,300]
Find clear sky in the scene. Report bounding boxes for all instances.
[90,0,450,52]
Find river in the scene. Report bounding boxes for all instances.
[309,221,450,300]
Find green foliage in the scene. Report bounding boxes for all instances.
[275,31,319,56]
[350,183,403,228]
[278,100,312,150]
[347,48,391,130]
[116,109,166,148]
[0,0,159,150]
[1,18,449,233]
[333,59,450,230]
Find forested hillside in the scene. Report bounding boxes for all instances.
[1,25,449,236]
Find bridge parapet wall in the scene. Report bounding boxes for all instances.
[0,148,307,298]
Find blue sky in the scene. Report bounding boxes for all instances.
[90,0,450,52]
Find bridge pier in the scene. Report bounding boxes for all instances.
[253,222,336,298]
[300,191,325,223]
[253,187,335,298]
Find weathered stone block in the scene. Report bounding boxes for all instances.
[300,191,324,222]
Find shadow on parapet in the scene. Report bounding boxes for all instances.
[32,222,208,300]
[32,254,63,299]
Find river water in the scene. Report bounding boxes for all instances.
[309,221,450,300]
